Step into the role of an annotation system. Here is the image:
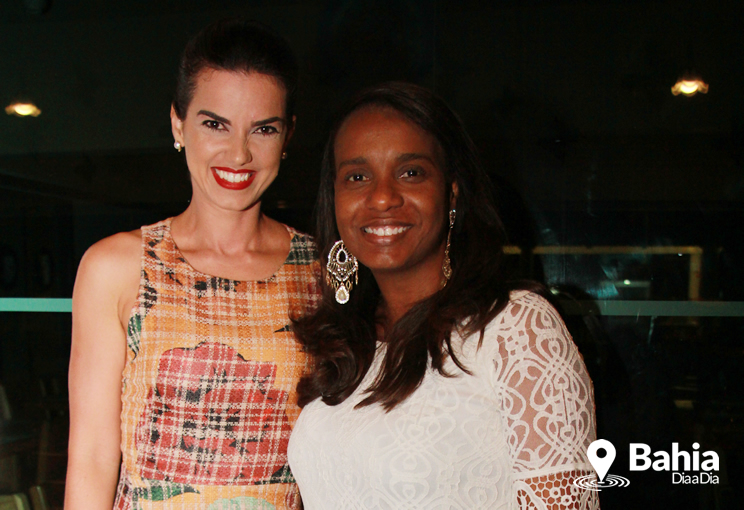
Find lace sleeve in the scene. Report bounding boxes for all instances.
[489,292,600,510]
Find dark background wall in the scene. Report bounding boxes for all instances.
[1,1,741,212]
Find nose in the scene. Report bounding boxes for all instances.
[228,136,253,165]
[366,176,403,211]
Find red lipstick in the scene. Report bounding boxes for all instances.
[211,167,256,190]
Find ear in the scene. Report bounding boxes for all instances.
[170,105,184,146]
[283,115,297,150]
[449,181,459,210]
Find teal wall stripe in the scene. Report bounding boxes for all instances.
[0,298,73,312]
[0,298,742,317]
[561,300,744,317]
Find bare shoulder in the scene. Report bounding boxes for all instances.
[74,229,142,323]
[84,229,141,260]
[77,229,141,280]
[257,215,295,260]
[263,215,293,245]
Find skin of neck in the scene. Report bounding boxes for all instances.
[174,195,269,254]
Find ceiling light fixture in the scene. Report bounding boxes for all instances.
[5,102,42,117]
[671,76,709,97]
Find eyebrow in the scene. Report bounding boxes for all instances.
[396,152,436,165]
[251,116,286,127]
[337,156,367,170]
[197,110,231,125]
[196,110,286,127]
[337,153,435,170]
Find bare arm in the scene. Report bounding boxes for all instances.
[65,231,140,509]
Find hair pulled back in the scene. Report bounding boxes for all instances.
[294,82,542,411]
[173,17,298,122]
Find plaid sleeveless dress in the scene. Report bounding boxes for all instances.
[114,219,320,510]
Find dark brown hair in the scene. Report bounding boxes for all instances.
[173,17,298,123]
[294,82,540,411]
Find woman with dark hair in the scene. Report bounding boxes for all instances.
[288,82,599,509]
[66,19,318,509]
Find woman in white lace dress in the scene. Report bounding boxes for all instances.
[288,82,599,510]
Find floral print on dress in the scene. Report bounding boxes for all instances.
[135,341,294,485]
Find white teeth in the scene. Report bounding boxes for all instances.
[215,169,251,183]
[363,226,410,236]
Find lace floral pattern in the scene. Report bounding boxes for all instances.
[516,470,598,509]
[288,291,600,509]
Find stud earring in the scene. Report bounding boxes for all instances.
[174,141,183,152]
[326,240,358,304]
[441,209,456,285]
[281,151,288,160]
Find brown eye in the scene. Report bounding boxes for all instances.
[202,120,225,131]
[346,173,367,182]
[400,167,424,180]
[255,125,280,136]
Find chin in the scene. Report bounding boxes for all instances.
[355,251,401,270]
[363,260,412,276]
[212,196,261,212]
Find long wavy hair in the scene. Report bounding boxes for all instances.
[294,82,538,411]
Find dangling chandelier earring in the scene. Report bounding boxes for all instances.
[441,209,456,286]
[326,240,359,304]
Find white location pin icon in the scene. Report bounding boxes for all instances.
[587,439,616,483]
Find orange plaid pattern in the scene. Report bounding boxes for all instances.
[114,219,319,509]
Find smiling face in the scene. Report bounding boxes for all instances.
[171,69,293,212]
[333,107,455,283]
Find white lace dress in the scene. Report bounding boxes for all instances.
[288,291,599,509]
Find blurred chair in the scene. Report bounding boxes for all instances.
[36,379,67,421]
[33,418,66,509]
[0,379,65,510]
[0,383,22,494]
[27,486,47,510]
[0,384,11,422]
[0,493,31,510]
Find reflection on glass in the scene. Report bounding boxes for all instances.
[533,246,702,301]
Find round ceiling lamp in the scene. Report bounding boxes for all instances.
[5,102,42,117]
[671,76,709,97]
